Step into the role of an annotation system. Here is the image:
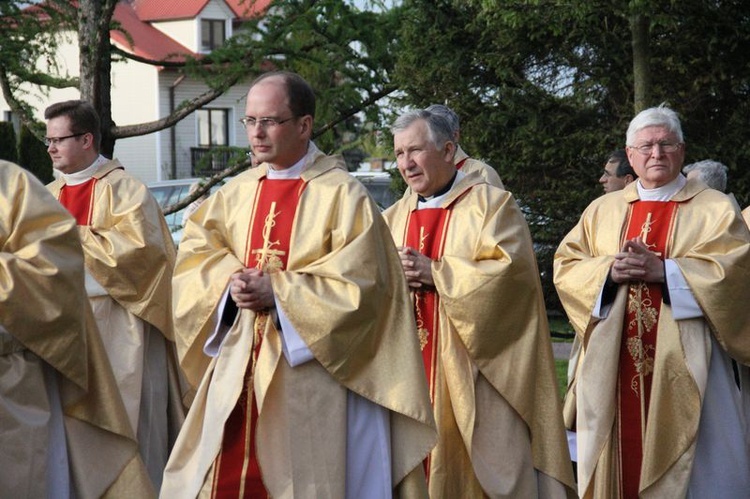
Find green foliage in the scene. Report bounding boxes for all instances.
[0,122,18,163]
[179,0,403,170]
[393,0,750,311]
[554,359,568,400]
[18,125,53,184]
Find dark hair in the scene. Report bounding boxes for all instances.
[44,100,101,150]
[608,149,636,178]
[250,71,316,119]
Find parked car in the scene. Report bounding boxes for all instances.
[148,178,224,245]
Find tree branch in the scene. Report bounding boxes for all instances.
[0,70,43,139]
[163,156,253,215]
[313,84,397,139]
[111,45,193,68]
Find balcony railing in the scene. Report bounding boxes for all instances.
[191,147,241,176]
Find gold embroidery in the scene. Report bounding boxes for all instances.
[639,212,662,256]
[627,283,656,394]
[250,201,287,378]
[251,201,285,272]
[414,226,430,351]
[415,292,429,351]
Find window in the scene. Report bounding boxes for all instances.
[196,108,229,147]
[193,108,232,175]
[201,19,226,51]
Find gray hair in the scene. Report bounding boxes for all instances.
[683,159,728,192]
[425,104,460,137]
[626,103,684,146]
[391,109,455,150]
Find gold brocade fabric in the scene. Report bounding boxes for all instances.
[1,163,87,387]
[384,174,576,497]
[164,151,436,498]
[743,205,750,228]
[454,145,505,190]
[0,161,154,498]
[554,179,750,497]
[48,160,176,340]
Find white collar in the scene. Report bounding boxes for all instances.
[417,170,466,209]
[637,174,686,201]
[266,142,318,180]
[61,155,108,186]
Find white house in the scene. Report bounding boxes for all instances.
[0,0,272,183]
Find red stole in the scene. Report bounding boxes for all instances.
[58,179,97,225]
[404,207,451,479]
[212,178,304,499]
[456,158,467,170]
[618,200,677,498]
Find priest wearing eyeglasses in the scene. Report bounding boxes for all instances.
[45,99,182,492]
[162,71,436,498]
[555,104,750,498]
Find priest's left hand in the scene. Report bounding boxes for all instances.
[230,268,275,311]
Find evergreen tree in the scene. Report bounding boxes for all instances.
[0,121,18,163]
[18,125,53,184]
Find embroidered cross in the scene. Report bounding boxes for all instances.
[419,226,429,253]
[251,201,286,272]
[639,212,662,256]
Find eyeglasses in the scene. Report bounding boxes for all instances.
[44,133,86,147]
[239,116,295,129]
[629,142,683,155]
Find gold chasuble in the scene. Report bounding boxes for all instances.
[48,159,182,492]
[213,178,303,498]
[163,149,436,499]
[48,160,176,340]
[0,161,154,498]
[453,145,504,189]
[554,179,750,498]
[384,174,575,498]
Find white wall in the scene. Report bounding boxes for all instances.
[157,71,250,180]
[150,19,196,52]
[110,46,160,182]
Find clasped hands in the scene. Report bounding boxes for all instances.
[610,237,665,284]
[229,268,275,311]
[398,246,434,289]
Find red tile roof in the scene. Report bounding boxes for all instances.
[132,0,270,22]
[24,1,272,66]
[112,2,195,63]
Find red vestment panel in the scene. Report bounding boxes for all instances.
[405,207,451,480]
[58,179,97,226]
[618,200,677,498]
[213,178,304,498]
